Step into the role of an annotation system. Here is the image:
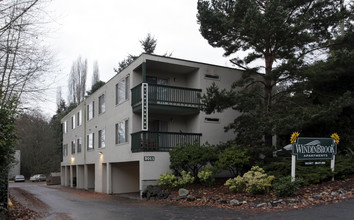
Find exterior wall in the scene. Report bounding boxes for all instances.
[60,54,243,195]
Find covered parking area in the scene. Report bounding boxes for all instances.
[110,161,140,194]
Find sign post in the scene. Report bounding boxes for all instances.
[291,137,337,182]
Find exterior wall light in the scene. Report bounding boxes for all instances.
[99,151,103,155]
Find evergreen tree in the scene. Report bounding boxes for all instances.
[197,0,350,148]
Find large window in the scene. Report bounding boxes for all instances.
[115,76,130,105]
[87,133,94,150]
[87,101,94,120]
[71,140,75,154]
[77,138,82,153]
[71,115,76,129]
[98,94,105,114]
[98,129,105,148]
[77,110,82,126]
[63,121,68,134]
[115,120,128,144]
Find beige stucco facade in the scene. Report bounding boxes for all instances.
[61,54,243,195]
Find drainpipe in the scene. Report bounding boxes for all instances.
[83,100,87,189]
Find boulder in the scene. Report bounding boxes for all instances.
[230,199,240,206]
[178,188,189,197]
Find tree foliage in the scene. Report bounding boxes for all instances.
[114,33,157,73]
[92,60,100,86]
[68,56,87,104]
[197,0,351,148]
[169,143,217,178]
[87,80,105,96]
[15,110,60,178]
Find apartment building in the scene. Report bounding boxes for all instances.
[61,53,243,195]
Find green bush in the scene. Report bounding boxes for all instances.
[272,176,304,197]
[333,156,354,179]
[214,144,250,177]
[198,166,215,186]
[225,166,275,195]
[157,171,177,189]
[169,143,217,178]
[225,176,245,192]
[158,170,195,189]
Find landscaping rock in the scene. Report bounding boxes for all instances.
[157,191,170,199]
[313,194,322,199]
[255,203,267,208]
[210,196,219,202]
[168,195,177,200]
[176,196,186,200]
[218,199,227,204]
[143,185,162,199]
[338,188,347,195]
[187,195,195,201]
[331,192,338,196]
[230,199,240,206]
[178,188,189,197]
[272,199,283,206]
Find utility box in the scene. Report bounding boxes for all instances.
[46,172,61,185]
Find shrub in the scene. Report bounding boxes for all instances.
[198,166,215,186]
[169,143,217,178]
[158,170,195,189]
[272,176,304,197]
[225,176,245,193]
[225,166,275,195]
[214,144,250,177]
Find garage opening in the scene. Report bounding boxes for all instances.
[77,165,84,189]
[87,164,95,190]
[71,165,77,187]
[111,161,139,194]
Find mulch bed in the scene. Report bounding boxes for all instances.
[150,175,354,213]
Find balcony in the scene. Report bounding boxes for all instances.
[131,131,202,152]
[131,83,201,115]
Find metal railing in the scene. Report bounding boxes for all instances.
[131,83,201,108]
[131,131,202,152]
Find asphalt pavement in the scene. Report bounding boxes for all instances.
[9,182,354,220]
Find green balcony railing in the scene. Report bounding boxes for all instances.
[131,131,202,152]
[131,83,201,108]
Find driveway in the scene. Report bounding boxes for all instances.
[9,182,354,220]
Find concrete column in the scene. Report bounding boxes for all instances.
[142,62,146,83]
[76,165,79,188]
[70,166,73,187]
[107,162,112,194]
[84,164,88,190]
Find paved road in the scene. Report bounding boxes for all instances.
[9,182,354,220]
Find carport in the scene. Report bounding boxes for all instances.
[111,161,139,194]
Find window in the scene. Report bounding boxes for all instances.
[77,138,82,153]
[77,110,82,126]
[71,140,75,154]
[115,120,128,144]
[204,117,220,123]
[87,133,94,150]
[63,144,68,156]
[204,74,219,80]
[87,101,94,120]
[63,121,68,134]
[71,115,76,129]
[98,129,105,148]
[98,94,105,114]
[116,75,130,105]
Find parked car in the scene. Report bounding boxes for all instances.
[30,174,46,182]
[14,175,25,182]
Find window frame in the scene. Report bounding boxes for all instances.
[77,138,82,153]
[115,75,130,105]
[98,94,105,114]
[87,101,95,120]
[71,115,76,129]
[98,129,105,148]
[71,140,75,154]
[87,133,94,150]
[115,119,129,144]
[77,110,82,126]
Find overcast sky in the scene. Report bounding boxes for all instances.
[41,0,233,116]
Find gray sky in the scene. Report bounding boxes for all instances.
[41,0,233,116]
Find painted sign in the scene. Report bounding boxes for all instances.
[292,137,337,160]
[144,156,155,161]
